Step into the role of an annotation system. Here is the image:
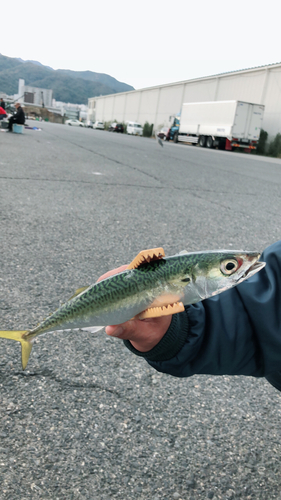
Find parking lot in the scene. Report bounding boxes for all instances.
[1,121,281,500]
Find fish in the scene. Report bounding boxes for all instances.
[0,247,265,370]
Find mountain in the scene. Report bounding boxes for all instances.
[0,54,134,104]
[18,59,54,71]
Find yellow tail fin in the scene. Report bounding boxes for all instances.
[0,331,33,370]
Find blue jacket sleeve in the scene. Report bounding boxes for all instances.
[124,240,281,381]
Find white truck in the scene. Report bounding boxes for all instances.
[169,100,265,151]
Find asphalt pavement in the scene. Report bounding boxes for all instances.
[1,121,281,500]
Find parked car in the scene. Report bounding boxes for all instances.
[65,119,84,127]
[127,121,143,136]
[86,120,93,128]
[93,121,105,130]
[108,122,124,133]
[157,127,170,141]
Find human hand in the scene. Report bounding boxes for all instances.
[97,265,172,352]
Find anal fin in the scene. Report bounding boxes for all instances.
[127,247,165,270]
[136,301,184,320]
[80,326,104,334]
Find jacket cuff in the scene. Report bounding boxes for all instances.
[123,308,189,362]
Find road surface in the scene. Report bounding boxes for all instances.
[1,122,281,499]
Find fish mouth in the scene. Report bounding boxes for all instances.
[239,260,266,283]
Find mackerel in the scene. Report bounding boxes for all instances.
[0,247,265,370]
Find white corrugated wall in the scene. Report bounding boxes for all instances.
[89,63,281,139]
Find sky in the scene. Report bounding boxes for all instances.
[2,0,280,90]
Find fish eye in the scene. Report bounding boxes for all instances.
[220,258,239,275]
[181,277,190,283]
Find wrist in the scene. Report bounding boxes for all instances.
[130,336,163,352]
[123,309,189,361]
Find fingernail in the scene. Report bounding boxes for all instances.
[110,326,124,337]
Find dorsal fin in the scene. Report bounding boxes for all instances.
[127,248,165,270]
[68,286,90,301]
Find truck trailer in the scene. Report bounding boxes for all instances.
[169,100,265,151]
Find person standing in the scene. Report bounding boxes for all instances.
[0,97,6,111]
[8,102,25,131]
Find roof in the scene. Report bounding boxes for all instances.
[89,62,281,101]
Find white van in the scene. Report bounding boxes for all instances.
[93,121,105,130]
[126,121,143,136]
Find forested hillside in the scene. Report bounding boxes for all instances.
[0,54,134,104]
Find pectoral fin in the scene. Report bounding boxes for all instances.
[127,247,165,270]
[0,331,33,370]
[136,301,185,320]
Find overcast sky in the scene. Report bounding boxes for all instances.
[2,0,280,90]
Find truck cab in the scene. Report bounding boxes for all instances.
[168,113,180,141]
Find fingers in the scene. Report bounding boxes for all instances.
[105,315,172,352]
[97,264,128,283]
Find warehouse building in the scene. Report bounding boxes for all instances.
[88,62,281,139]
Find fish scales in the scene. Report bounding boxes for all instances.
[27,262,165,336]
[27,256,195,337]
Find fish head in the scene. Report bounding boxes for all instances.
[176,250,265,305]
